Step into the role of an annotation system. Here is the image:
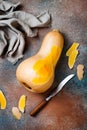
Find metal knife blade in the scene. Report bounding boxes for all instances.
[46,74,74,101]
[30,74,74,116]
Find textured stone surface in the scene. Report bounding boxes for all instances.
[0,0,87,130]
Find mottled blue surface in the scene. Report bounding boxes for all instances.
[0,0,87,130]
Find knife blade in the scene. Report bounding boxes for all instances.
[30,74,74,116]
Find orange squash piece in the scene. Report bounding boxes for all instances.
[66,42,79,56]
[18,95,26,113]
[0,90,7,109]
[66,42,79,69]
[68,50,78,69]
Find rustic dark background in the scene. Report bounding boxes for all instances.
[0,0,87,130]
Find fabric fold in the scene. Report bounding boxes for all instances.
[0,1,51,64]
[0,1,20,13]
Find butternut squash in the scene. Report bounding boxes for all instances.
[16,30,64,93]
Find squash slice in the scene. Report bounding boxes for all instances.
[66,42,79,56]
[77,64,84,80]
[68,50,78,69]
[18,95,26,113]
[66,42,79,69]
[0,90,7,109]
[12,107,21,120]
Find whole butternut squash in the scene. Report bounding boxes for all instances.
[16,30,64,93]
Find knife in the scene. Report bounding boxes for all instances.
[30,74,74,116]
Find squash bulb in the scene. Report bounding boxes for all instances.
[16,30,64,93]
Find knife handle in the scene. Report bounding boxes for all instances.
[30,99,47,116]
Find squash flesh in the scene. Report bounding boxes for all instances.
[18,95,26,113]
[77,64,84,80]
[68,50,78,69]
[66,42,79,56]
[32,45,62,84]
[0,90,7,109]
[66,42,79,69]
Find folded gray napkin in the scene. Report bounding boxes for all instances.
[0,1,51,64]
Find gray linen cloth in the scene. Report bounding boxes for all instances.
[0,1,51,64]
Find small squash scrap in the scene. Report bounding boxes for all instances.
[66,42,79,69]
[77,64,84,80]
[0,90,7,109]
[12,107,22,120]
[18,95,26,113]
[16,30,64,93]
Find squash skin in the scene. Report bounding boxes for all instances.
[16,30,64,93]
